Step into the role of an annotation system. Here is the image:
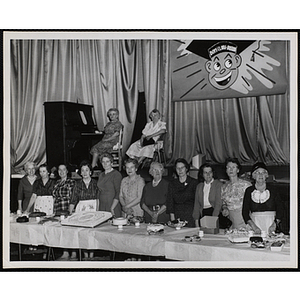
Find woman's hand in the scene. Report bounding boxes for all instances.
[151,212,158,223]
[251,223,261,234]
[140,135,145,145]
[268,221,277,235]
[123,206,133,215]
[222,208,229,217]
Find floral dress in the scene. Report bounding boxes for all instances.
[90,120,123,155]
[221,178,251,229]
[119,175,145,216]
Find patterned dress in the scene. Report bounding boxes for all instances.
[119,174,145,216]
[90,120,123,155]
[126,120,166,159]
[221,178,252,229]
[52,178,75,213]
[166,176,198,227]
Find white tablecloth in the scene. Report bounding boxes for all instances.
[10,218,166,257]
[10,218,290,261]
[163,228,290,261]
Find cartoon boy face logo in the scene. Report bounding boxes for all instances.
[205,42,242,90]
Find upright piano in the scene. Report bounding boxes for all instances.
[44,101,103,171]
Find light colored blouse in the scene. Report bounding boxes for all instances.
[221,178,251,211]
[119,174,145,216]
[142,120,167,142]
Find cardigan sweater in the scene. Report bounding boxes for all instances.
[192,179,223,220]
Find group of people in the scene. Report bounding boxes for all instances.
[90,107,166,170]
[16,107,284,260]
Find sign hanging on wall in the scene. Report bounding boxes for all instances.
[171,40,288,101]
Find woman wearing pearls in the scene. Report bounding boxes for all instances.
[140,162,169,224]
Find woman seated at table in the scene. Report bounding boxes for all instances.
[119,158,145,217]
[69,160,100,260]
[221,158,251,230]
[166,158,198,227]
[192,163,223,228]
[126,109,166,165]
[90,108,123,169]
[24,164,56,214]
[17,161,38,212]
[97,153,122,217]
[140,162,169,224]
[242,162,284,235]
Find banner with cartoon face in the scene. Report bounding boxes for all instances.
[171,40,288,101]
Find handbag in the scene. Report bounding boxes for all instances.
[142,138,155,147]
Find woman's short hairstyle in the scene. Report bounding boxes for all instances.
[124,158,139,169]
[225,157,242,172]
[100,152,114,164]
[198,163,216,181]
[149,108,161,120]
[38,163,51,174]
[24,161,37,172]
[57,164,70,178]
[149,162,164,177]
[107,108,119,118]
[174,158,190,172]
[78,160,93,176]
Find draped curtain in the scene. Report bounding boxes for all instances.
[171,95,290,165]
[10,39,140,171]
[10,39,290,172]
[140,40,173,160]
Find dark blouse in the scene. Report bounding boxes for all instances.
[32,178,55,196]
[17,175,37,211]
[140,179,169,224]
[166,176,198,227]
[242,184,284,223]
[70,178,100,208]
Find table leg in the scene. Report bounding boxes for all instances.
[110,251,115,261]
[18,243,22,261]
[47,247,55,261]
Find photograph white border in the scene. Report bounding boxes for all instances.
[3,30,298,269]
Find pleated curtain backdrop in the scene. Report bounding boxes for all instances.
[10,39,290,172]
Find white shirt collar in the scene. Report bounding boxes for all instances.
[204,178,214,186]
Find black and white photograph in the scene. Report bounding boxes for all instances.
[2,30,298,271]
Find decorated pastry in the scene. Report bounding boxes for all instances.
[147,223,164,235]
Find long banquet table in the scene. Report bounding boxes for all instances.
[10,217,291,263]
